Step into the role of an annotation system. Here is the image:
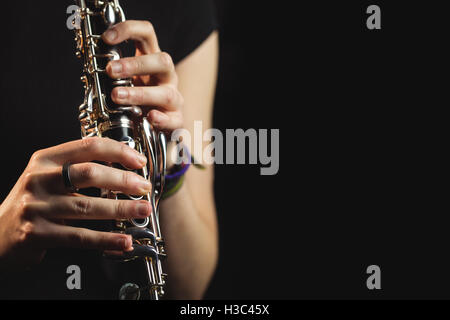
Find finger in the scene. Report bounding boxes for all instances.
[40,221,133,251]
[68,162,152,195]
[103,249,131,256]
[41,137,147,168]
[147,110,183,132]
[39,196,151,220]
[102,20,160,54]
[111,85,182,111]
[106,52,176,84]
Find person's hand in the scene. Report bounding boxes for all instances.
[102,20,184,132]
[0,138,152,268]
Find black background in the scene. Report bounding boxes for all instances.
[207,0,447,299]
[0,0,447,300]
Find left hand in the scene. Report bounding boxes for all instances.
[102,20,184,132]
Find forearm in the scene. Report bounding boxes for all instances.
[159,175,218,299]
[160,31,219,299]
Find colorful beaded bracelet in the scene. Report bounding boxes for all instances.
[161,146,204,200]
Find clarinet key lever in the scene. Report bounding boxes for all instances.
[72,0,167,300]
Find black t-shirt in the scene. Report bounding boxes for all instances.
[0,0,217,299]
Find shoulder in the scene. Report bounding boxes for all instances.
[170,0,219,64]
[125,0,218,64]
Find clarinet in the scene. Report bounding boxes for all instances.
[71,0,167,300]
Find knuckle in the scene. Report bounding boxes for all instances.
[122,59,135,75]
[116,201,129,220]
[134,87,145,104]
[143,20,155,34]
[81,137,102,153]
[72,197,92,217]
[165,86,178,106]
[159,52,174,70]
[17,221,36,245]
[123,58,144,76]
[135,57,145,72]
[19,194,37,220]
[121,171,132,187]
[29,150,45,165]
[22,172,38,192]
[16,195,39,245]
[120,21,131,35]
[77,163,97,182]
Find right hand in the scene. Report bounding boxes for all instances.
[0,137,152,269]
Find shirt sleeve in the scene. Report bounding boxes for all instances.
[169,0,219,64]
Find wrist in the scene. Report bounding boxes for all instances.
[162,161,190,201]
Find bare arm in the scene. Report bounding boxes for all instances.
[161,31,219,299]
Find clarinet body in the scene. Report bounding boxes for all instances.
[72,0,167,300]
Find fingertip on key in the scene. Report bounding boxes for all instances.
[128,148,147,167]
[136,201,151,217]
[103,28,118,42]
[117,235,132,250]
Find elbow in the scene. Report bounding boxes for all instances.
[197,227,219,299]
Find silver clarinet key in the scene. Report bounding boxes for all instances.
[72,0,167,300]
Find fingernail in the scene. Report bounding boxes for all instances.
[137,202,150,217]
[137,177,152,193]
[117,236,131,249]
[137,153,147,165]
[110,61,123,74]
[128,148,146,166]
[116,88,128,99]
[104,28,117,42]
